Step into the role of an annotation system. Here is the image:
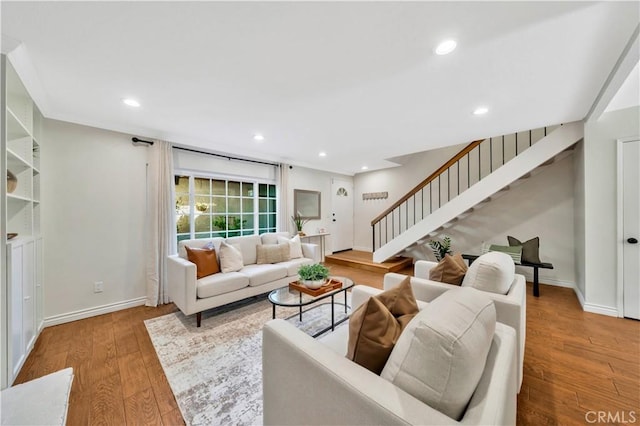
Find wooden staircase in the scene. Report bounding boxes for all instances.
[324,250,412,273]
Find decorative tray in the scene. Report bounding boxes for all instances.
[289,278,343,297]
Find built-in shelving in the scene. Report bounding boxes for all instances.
[1,55,44,389]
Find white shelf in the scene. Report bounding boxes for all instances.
[7,148,30,169]
[7,193,31,203]
[6,108,31,141]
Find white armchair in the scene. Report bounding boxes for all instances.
[262,285,518,425]
[384,257,526,391]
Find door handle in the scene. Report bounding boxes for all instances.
[628,237,638,244]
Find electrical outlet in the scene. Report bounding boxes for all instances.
[94,281,104,293]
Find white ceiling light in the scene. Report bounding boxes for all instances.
[253,133,265,141]
[473,106,489,115]
[435,39,457,55]
[361,166,368,170]
[122,98,140,107]
[319,152,327,157]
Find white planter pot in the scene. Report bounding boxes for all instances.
[301,279,325,289]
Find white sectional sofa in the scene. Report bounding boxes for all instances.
[263,285,518,425]
[168,232,320,327]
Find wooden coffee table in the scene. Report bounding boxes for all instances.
[268,276,354,337]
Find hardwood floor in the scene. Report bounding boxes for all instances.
[14,267,639,425]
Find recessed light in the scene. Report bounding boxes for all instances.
[319,152,327,157]
[473,106,489,115]
[361,166,369,170]
[253,133,265,142]
[122,98,140,107]
[435,39,457,55]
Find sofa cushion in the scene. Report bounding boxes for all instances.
[507,235,541,264]
[277,235,303,259]
[219,242,244,273]
[184,246,220,279]
[257,244,290,264]
[260,232,290,245]
[428,253,467,285]
[197,272,249,298]
[461,251,515,294]
[346,277,419,375]
[381,287,496,421]
[240,264,287,287]
[226,235,261,265]
[279,258,314,276]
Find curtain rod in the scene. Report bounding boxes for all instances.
[132,137,154,146]
[174,146,280,167]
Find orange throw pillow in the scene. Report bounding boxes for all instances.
[346,277,419,374]
[429,253,468,285]
[185,246,220,279]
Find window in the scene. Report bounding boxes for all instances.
[175,175,277,242]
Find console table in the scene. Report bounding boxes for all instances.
[462,254,553,297]
[300,232,330,262]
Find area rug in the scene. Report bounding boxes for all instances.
[144,296,350,426]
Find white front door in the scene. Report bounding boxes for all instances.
[622,139,640,320]
[331,178,354,252]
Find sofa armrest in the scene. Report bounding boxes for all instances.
[384,273,455,302]
[263,319,458,426]
[414,260,438,279]
[301,243,320,263]
[167,255,197,315]
[351,285,382,311]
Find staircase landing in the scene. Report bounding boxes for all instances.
[324,250,413,273]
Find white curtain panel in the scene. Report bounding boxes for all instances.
[278,164,289,233]
[146,140,177,306]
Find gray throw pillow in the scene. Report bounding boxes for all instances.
[507,236,541,264]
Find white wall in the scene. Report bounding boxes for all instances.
[42,119,148,323]
[355,143,577,286]
[582,106,640,314]
[286,165,352,255]
[353,144,465,251]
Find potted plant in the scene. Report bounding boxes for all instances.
[428,235,452,261]
[291,212,309,236]
[297,263,330,289]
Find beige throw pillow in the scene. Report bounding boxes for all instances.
[277,235,304,259]
[381,287,496,421]
[184,246,220,279]
[429,253,468,285]
[219,241,244,273]
[346,277,419,375]
[256,244,290,264]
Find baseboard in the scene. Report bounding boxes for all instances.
[583,303,619,317]
[43,297,147,327]
[573,285,586,308]
[538,278,575,289]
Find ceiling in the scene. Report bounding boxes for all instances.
[2,2,638,175]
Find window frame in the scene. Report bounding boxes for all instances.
[174,170,279,242]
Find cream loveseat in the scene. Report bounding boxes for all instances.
[389,252,526,391]
[168,232,320,327]
[263,285,518,425]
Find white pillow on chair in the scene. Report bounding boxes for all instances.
[462,251,515,294]
[380,287,496,421]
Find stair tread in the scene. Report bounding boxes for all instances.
[325,250,412,273]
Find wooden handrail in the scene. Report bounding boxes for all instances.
[370,138,485,225]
